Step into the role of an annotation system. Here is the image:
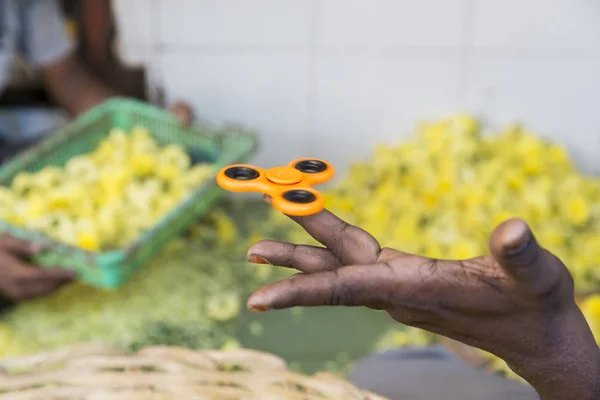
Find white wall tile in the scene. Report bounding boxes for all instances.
[465,55,600,173]
[158,0,314,47]
[115,44,151,67]
[160,52,311,167]
[113,0,154,47]
[319,0,468,47]
[311,54,462,176]
[134,0,600,175]
[472,0,600,50]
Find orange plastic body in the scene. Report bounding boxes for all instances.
[216,158,335,216]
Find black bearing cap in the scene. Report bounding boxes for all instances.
[224,166,260,180]
[294,160,327,174]
[283,190,317,204]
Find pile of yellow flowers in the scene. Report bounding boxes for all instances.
[0,127,214,251]
[317,114,600,292]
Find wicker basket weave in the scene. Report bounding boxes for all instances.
[0,343,387,400]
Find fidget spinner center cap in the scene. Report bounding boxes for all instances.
[266,166,303,185]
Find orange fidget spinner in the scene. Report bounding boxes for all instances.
[216,159,335,216]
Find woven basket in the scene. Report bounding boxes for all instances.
[0,343,387,400]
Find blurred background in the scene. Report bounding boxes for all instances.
[0,1,600,399]
[113,0,600,174]
[8,0,600,174]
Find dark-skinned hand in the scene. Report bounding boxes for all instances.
[0,234,76,302]
[246,201,600,400]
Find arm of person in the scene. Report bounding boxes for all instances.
[42,53,119,116]
[19,0,118,116]
[21,1,195,123]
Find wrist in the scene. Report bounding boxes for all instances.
[505,306,600,400]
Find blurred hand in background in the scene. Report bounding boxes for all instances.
[0,235,75,302]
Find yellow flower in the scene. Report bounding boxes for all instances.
[393,214,420,243]
[99,168,130,195]
[11,172,35,194]
[523,192,551,222]
[566,196,590,226]
[205,292,241,322]
[450,113,479,136]
[129,152,156,176]
[449,239,480,260]
[548,144,571,168]
[581,295,600,342]
[155,163,183,181]
[220,338,242,352]
[213,212,238,244]
[249,321,264,337]
[159,144,192,170]
[523,153,543,176]
[506,170,526,192]
[23,194,47,220]
[182,164,214,188]
[76,230,100,252]
[537,228,565,249]
[420,190,440,210]
[582,296,600,317]
[422,242,445,259]
[492,211,514,227]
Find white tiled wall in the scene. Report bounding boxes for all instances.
[114,0,600,175]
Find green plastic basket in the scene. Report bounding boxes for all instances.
[0,97,257,289]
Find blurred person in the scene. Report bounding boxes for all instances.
[0,0,192,303]
[246,198,600,400]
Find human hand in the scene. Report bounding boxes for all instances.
[168,102,195,127]
[246,203,600,400]
[0,235,76,302]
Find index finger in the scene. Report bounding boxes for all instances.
[264,195,381,265]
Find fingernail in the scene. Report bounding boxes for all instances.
[262,194,272,205]
[503,228,534,257]
[504,236,532,257]
[247,296,271,312]
[248,254,271,265]
[248,304,271,312]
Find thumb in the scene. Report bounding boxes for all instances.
[490,218,562,294]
